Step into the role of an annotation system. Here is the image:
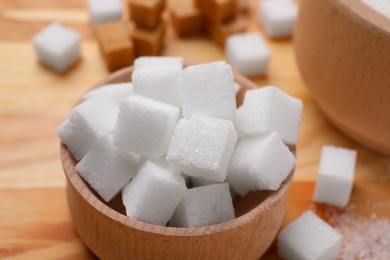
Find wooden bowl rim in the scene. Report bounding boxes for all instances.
[336,0,390,35]
[61,65,295,237]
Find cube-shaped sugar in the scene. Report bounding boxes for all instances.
[208,15,248,48]
[226,33,270,76]
[166,114,238,182]
[132,67,181,107]
[170,0,204,37]
[180,62,237,121]
[33,23,80,72]
[83,82,133,105]
[278,210,342,260]
[128,0,165,29]
[132,23,166,57]
[196,0,238,23]
[259,0,298,38]
[170,183,235,227]
[113,95,180,158]
[314,146,357,207]
[227,133,295,197]
[134,56,183,69]
[87,0,122,26]
[57,96,119,160]
[241,87,303,145]
[122,160,187,226]
[76,136,140,202]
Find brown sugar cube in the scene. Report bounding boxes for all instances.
[128,0,165,29]
[170,0,204,37]
[196,0,237,23]
[95,22,135,72]
[208,15,247,47]
[131,22,166,57]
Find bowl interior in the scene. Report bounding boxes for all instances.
[62,65,295,233]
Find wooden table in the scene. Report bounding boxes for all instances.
[1,0,389,259]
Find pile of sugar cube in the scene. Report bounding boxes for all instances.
[58,56,303,227]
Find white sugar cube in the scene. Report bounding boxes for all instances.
[76,136,140,202]
[278,210,342,260]
[134,56,183,69]
[33,23,80,72]
[259,0,298,38]
[226,33,270,76]
[58,96,119,160]
[87,0,122,26]
[114,95,180,158]
[227,133,295,197]
[133,67,181,107]
[241,87,303,145]
[314,146,357,207]
[180,62,237,121]
[167,114,238,182]
[122,160,187,226]
[83,82,133,105]
[170,183,235,227]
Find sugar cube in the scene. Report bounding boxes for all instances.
[87,0,122,26]
[76,136,140,202]
[278,210,342,260]
[132,23,166,57]
[82,82,133,105]
[226,33,270,76]
[241,87,303,145]
[132,66,181,107]
[196,0,238,23]
[259,0,298,38]
[180,62,237,121]
[122,160,187,226]
[170,183,235,227]
[128,0,165,29]
[314,146,357,207]
[227,133,295,197]
[134,56,183,70]
[58,96,119,161]
[33,23,80,72]
[170,0,204,37]
[114,95,180,158]
[166,114,238,182]
[208,15,248,48]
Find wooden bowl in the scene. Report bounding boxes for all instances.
[61,66,295,260]
[294,0,390,155]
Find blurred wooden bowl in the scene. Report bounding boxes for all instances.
[294,0,390,155]
[60,66,295,259]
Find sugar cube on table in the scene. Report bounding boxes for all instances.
[58,96,119,161]
[314,145,357,208]
[278,210,342,260]
[226,32,270,76]
[87,0,122,26]
[208,15,248,48]
[259,0,298,38]
[82,82,133,105]
[196,0,238,23]
[128,0,165,29]
[114,95,180,158]
[33,23,80,72]
[132,66,181,107]
[170,183,235,227]
[180,62,237,121]
[76,136,140,202]
[166,114,238,182]
[134,56,183,69]
[241,86,303,145]
[122,160,187,226]
[227,133,295,197]
[170,0,204,37]
[95,22,134,72]
[132,23,166,57]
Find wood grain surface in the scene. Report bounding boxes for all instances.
[0,0,389,259]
